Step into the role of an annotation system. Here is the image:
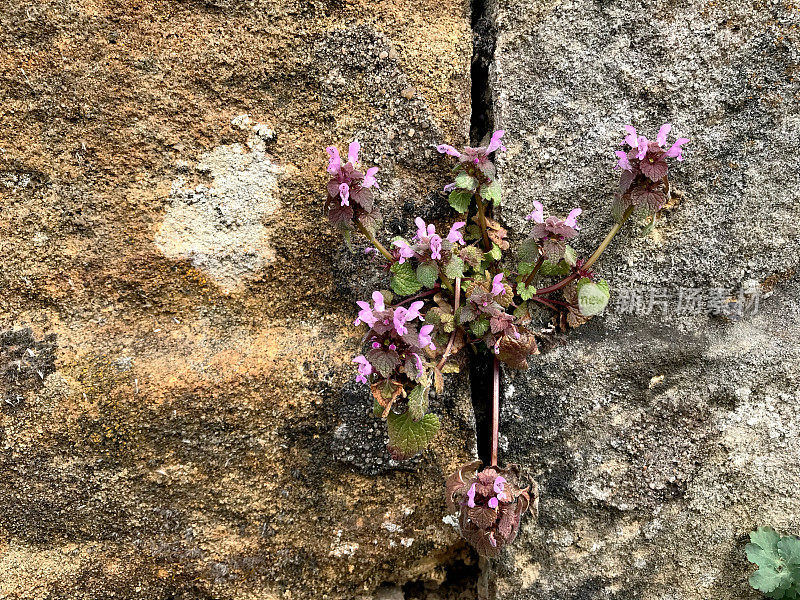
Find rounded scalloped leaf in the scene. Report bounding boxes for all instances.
[386,411,440,460]
[577,278,610,317]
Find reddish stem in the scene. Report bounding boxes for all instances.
[491,355,500,467]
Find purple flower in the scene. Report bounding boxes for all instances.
[326,146,342,174]
[348,141,360,165]
[436,130,507,174]
[665,137,690,161]
[443,182,457,193]
[405,301,424,322]
[436,144,462,158]
[430,235,443,260]
[393,306,410,336]
[446,221,466,245]
[415,217,435,240]
[486,130,506,154]
[525,200,544,224]
[353,355,373,384]
[392,239,415,264]
[354,291,386,327]
[491,273,505,296]
[564,208,582,230]
[488,497,499,509]
[410,352,424,378]
[419,324,436,350]
[466,483,477,508]
[493,476,506,494]
[656,123,671,147]
[614,150,632,171]
[363,166,379,188]
[338,182,350,206]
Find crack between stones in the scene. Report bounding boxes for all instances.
[468,0,498,470]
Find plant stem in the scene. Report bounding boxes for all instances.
[582,205,635,271]
[474,194,492,252]
[522,251,545,286]
[354,220,394,263]
[491,355,500,467]
[534,205,636,296]
[436,276,461,370]
[393,287,440,307]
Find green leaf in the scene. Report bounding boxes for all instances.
[457,304,476,324]
[779,536,800,567]
[750,567,791,595]
[455,173,477,191]
[386,411,440,460]
[373,399,384,418]
[448,189,472,213]
[517,261,535,276]
[479,181,501,206]
[470,317,489,337]
[751,527,782,555]
[539,259,570,277]
[518,282,536,301]
[518,237,539,263]
[406,385,428,421]
[390,261,422,296]
[577,278,610,317]
[416,262,439,289]
[444,255,465,280]
[563,245,577,267]
[460,245,483,268]
[486,243,502,262]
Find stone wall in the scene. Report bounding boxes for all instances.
[1,0,799,598]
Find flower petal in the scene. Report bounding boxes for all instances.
[564,207,582,229]
[486,130,506,154]
[436,144,462,158]
[371,290,385,312]
[524,200,544,223]
[326,146,341,174]
[347,140,360,165]
[363,166,379,188]
[339,182,350,206]
[657,123,671,147]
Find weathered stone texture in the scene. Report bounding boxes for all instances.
[0,1,475,598]
[492,0,800,598]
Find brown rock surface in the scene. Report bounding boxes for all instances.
[0,1,476,598]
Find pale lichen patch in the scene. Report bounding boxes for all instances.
[155,131,284,292]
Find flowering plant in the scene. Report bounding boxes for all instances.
[323,123,688,556]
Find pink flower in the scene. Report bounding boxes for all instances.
[392,239,415,264]
[491,273,505,296]
[430,235,443,260]
[614,150,632,171]
[405,301,424,322]
[354,291,386,327]
[466,483,477,508]
[353,355,373,384]
[436,144,462,158]
[355,301,376,327]
[371,290,385,311]
[443,182,457,193]
[656,123,671,147]
[415,217,435,240]
[393,306,410,336]
[326,146,342,174]
[446,221,466,245]
[665,137,690,161]
[623,125,639,150]
[487,497,499,509]
[525,200,544,223]
[635,136,649,160]
[419,324,436,350]
[564,208,582,230]
[347,141,360,165]
[493,476,506,494]
[363,166,379,188]
[338,182,350,206]
[486,130,506,154]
